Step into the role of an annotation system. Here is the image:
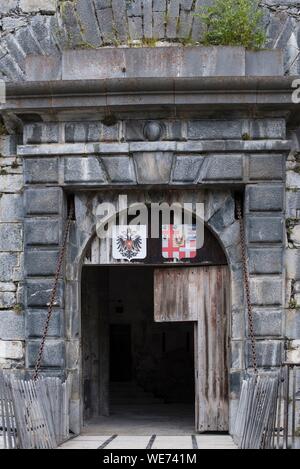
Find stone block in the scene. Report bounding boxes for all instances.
[23,123,59,144]
[24,187,63,215]
[249,154,284,181]
[26,309,64,338]
[0,174,23,193]
[26,339,65,368]
[0,135,17,157]
[0,292,15,309]
[286,249,300,280]
[245,50,284,76]
[76,0,102,47]
[24,249,59,277]
[287,340,300,364]
[133,152,173,184]
[251,309,282,337]
[247,216,283,243]
[128,16,143,40]
[286,190,300,218]
[19,0,56,13]
[0,311,25,340]
[201,155,243,181]
[248,248,282,274]
[96,7,114,43]
[24,219,61,246]
[246,340,283,367]
[25,279,64,307]
[287,170,300,189]
[0,340,24,360]
[0,194,23,222]
[187,120,243,140]
[172,155,204,183]
[0,0,18,13]
[250,119,286,139]
[24,158,58,184]
[0,253,18,282]
[286,309,300,340]
[290,225,300,246]
[64,157,107,184]
[101,156,136,183]
[246,185,284,212]
[250,277,283,306]
[0,223,23,252]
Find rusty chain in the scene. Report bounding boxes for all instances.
[33,203,74,381]
[237,199,258,376]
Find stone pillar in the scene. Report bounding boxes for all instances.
[245,178,285,370]
[23,183,66,376]
[0,133,24,369]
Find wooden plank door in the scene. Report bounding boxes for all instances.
[154,266,230,432]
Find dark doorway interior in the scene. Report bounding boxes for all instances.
[82,266,195,431]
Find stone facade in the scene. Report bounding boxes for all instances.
[1,0,300,435]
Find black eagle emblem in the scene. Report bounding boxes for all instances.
[116,227,143,260]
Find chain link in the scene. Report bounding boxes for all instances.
[237,199,258,376]
[33,204,74,381]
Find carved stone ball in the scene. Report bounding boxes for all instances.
[143,121,163,141]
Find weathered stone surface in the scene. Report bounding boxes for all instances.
[76,0,102,47]
[290,224,300,246]
[287,170,300,189]
[187,120,243,140]
[25,249,59,277]
[286,309,300,340]
[24,219,61,246]
[19,0,56,13]
[0,194,23,221]
[0,223,22,251]
[246,185,284,212]
[133,152,173,184]
[0,253,18,281]
[250,277,283,306]
[23,123,59,144]
[286,340,300,364]
[24,187,63,215]
[249,154,284,180]
[0,291,15,309]
[249,248,282,274]
[0,174,23,193]
[201,155,243,181]
[0,311,24,340]
[250,118,286,139]
[246,340,283,367]
[26,339,65,368]
[286,190,300,218]
[24,158,58,184]
[0,340,24,360]
[0,0,18,13]
[251,309,282,337]
[286,249,300,280]
[65,122,119,143]
[25,279,64,307]
[101,156,136,183]
[245,50,284,76]
[247,217,283,243]
[172,156,204,183]
[64,157,107,184]
[26,309,63,338]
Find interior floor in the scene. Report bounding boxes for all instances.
[83,404,194,436]
[82,266,195,431]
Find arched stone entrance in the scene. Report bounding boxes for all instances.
[65,190,242,434]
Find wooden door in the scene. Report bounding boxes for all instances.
[154,266,230,432]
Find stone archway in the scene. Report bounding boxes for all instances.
[65,189,243,434]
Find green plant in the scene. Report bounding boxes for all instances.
[196,0,266,49]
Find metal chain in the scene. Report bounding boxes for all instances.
[33,203,74,381]
[237,199,258,376]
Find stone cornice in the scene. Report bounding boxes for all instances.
[1,76,299,117]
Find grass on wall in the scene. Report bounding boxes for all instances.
[196,0,266,49]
